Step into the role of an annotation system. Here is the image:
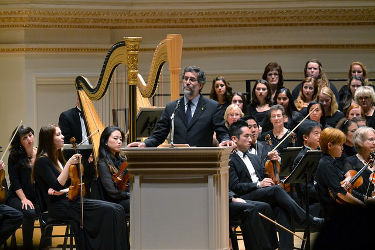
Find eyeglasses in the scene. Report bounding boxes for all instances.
[183,76,198,83]
[367,138,375,143]
[359,96,370,101]
[271,114,283,119]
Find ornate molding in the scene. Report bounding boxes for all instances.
[0,8,374,29]
[1,44,374,54]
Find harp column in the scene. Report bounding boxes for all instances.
[125,37,142,143]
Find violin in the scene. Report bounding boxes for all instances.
[68,137,85,229]
[112,161,129,191]
[0,167,5,202]
[264,134,290,192]
[68,137,86,201]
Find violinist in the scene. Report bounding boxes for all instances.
[243,115,277,167]
[0,160,23,246]
[315,128,363,219]
[260,105,294,152]
[229,120,324,250]
[97,126,130,217]
[32,125,129,250]
[292,120,322,216]
[6,125,51,248]
[343,127,375,198]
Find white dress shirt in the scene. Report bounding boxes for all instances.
[236,150,260,186]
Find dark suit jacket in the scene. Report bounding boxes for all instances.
[144,95,230,147]
[58,107,85,144]
[229,152,266,196]
[254,140,271,166]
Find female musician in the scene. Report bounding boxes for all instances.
[306,101,326,128]
[259,104,294,152]
[336,118,359,160]
[210,76,233,113]
[317,87,345,127]
[339,61,371,105]
[340,76,365,113]
[354,86,375,128]
[292,59,339,101]
[248,79,273,125]
[315,127,363,219]
[294,77,318,111]
[224,104,244,128]
[346,103,365,120]
[7,125,51,248]
[344,127,375,197]
[262,62,284,99]
[269,87,299,131]
[32,125,129,250]
[97,126,130,217]
[231,91,248,115]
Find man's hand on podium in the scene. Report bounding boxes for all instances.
[127,142,146,148]
[219,140,235,147]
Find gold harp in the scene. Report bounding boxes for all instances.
[75,34,183,163]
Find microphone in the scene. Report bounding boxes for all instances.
[170,99,181,148]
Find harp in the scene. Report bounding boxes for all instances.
[75,34,183,163]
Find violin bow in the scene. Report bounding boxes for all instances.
[0,120,23,162]
[270,107,318,153]
[258,212,305,241]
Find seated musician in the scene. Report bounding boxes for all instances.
[0,160,23,246]
[33,125,129,250]
[315,127,364,220]
[292,120,322,216]
[97,126,130,218]
[343,126,375,198]
[259,105,295,152]
[7,125,51,248]
[228,120,323,250]
[242,115,276,166]
[128,65,232,148]
[229,189,278,250]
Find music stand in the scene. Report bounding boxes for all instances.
[283,150,321,250]
[280,147,303,177]
[136,107,164,139]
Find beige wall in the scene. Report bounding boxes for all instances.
[0,0,374,166]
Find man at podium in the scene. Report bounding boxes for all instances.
[128,66,232,147]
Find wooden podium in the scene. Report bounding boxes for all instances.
[123,147,232,250]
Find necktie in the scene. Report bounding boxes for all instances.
[185,100,192,125]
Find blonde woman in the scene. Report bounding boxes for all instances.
[317,87,345,127]
[354,86,375,128]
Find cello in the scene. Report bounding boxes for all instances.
[68,137,85,229]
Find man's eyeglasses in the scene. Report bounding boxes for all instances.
[183,76,198,83]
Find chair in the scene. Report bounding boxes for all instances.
[33,183,76,250]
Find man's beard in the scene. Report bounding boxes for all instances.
[184,88,194,98]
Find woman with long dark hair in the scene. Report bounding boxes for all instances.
[97,126,130,217]
[248,80,273,126]
[262,62,284,100]
[7,125,50,248]
[32,125,129,250]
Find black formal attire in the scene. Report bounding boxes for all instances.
[229,190,278,250]
[0,204,23,245]
[325,110,345,128]
[248,140,271,166]
[248,105,269,126]
[6,156,52,248]
[97,155,130,218]
[229,151,314,250]
[259,129,294,153]
[144,95,230,147]
[58,107,88,144]
[34,156,129,250]
[365,111,375,129]
[315,154,364,219]
[291,146,321,216]
[337,144,357,167]
[344,155,374,197]
[292,82,339,101]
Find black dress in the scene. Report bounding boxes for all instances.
[97,155,130,217]
[365,111,375,128]
[344,155,374,197]
[248,105,269,126]
[325,110,345,128]
[34,156,129,250]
